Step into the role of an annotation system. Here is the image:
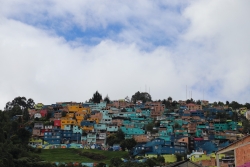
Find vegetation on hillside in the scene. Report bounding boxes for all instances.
[0,97,55,167]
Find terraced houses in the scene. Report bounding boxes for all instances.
[26,98,249,166]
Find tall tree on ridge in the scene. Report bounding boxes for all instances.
[91,91,103,103]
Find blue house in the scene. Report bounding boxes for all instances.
[94,124,107,131]
[132,138,187,156]
[120,127,145,139]
[44,129,62,144]
[106,124,118,132]
[190,110,205,119]
[141,108,151,117]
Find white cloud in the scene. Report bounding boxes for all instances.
[0,0,250,109]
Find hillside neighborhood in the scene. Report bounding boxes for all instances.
[5,92,250,167]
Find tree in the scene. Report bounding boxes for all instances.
[110,157,123,167]
[242,119,250,134]
[23,108,30,122]
[120,138,137,151]
[106,135,118,146]
[16,128,31,145]
[229,101,242,110]
[91,91,103,103]
[245,103,250,109]
[26,98,35,109]
[116,129,125,141]
[167,97,172,102]
[186,98,194,104]
[174,123,180,129]
[96,162,106,167]
[213,102,218,106]
[218,101,224,106]
[145,158,157,167]
[196,100,201,105]
[104,95,111,104]
[131,91,152,104]
[172,100,178,108]
[5,97,35,121]
[146,123,154,132]
[162,99,171,108]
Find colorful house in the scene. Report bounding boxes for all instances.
[120,127,145,139]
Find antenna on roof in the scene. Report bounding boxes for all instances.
[186,85,187,100]
[203,89,204,101]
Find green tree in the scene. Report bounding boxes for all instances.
[16,128,31,145]
[116,129,125,141]
[106,135,118,146]
[120,138,137,151]
[196,100,201,105]
[96,162,106,167]
[174,123,180,129]
[106,129,125,147]
[245,103,250,109]
[104,95,111,104]
[162,99,171,108]
[186,98,194,104]
[218,101,224,106]
[229,101,242,110]
[146,122,154,132]
[167,96,172,102]
[131,91,152,104]
[26,98,35,109]
[145,158,157,167]
[91,91,103,103]
[172,100,178,108]
[110,157,123,167]
[242,119,250,134]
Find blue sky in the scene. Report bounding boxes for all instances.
[0,0,250,109]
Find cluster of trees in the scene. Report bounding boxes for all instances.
[0,97,57,167]
[88,91,111,104]
[106,129,137,151]
[4,97,35,122]
[131,91,152,104]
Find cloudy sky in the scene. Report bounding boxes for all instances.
[0,0,250,109]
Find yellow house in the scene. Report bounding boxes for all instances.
[66,105,91,122]
[189,152,225,167]
[237,122,243,126]
[79,120,95,132]
[66,112,74,118]
[87,118,100,124]
[29,138,48,146]
[81,125,94,131]
[75,111,88,126]
[67,105,90,114]
[239,107,247,115]
[61,117,77,129]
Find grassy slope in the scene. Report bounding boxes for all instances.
[38,149,128,165]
